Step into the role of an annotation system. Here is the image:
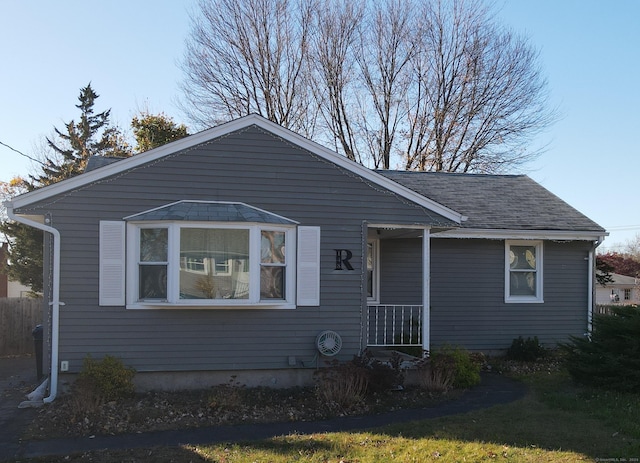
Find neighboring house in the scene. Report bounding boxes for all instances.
[5,115,607,393]
[0,242,32,298]
[596,273,640,305]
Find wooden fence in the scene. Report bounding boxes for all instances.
[0,298,43,356]
[594,304,639,316]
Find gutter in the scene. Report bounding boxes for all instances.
[4,201,61,404]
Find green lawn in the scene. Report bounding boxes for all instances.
[24,370,640,463]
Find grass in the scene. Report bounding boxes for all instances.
[20,368,640,463]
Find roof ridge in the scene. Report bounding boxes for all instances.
[378,170,526,178]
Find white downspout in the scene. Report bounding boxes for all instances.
[422,227,430,354]
[587,249,594,335]
[588,236,606,335]
[5,202,61,403]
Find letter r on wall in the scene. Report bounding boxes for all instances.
[335,249,354,270]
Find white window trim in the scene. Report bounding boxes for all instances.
[367,239,380,304]
[126,221,296,309]
[505,240,544,304]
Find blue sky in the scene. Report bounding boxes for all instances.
[1,0,638,251]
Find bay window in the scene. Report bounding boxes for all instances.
[129,223,295,307]
[99,201,320,309]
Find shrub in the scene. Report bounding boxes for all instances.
[446,345,481,388]
[76,354,136,402]
[352,350,405,393]
[314,358,369,412]
[416,351,456,392]
[67,375,104,418]
[314,350,406,411]
[561,305,640,392]
[417,346,481,392]
[506,336,547,362]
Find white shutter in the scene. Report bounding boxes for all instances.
[99,221,126,306]
[296,226,320,306]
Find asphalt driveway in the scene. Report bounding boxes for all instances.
[0,356,40,460]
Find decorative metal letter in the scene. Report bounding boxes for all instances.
[335,249,354,270]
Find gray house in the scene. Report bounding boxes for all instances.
[6,115,606,396]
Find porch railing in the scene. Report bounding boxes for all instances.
[367,305,423,347]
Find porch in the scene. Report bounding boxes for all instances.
[365,224,432,352]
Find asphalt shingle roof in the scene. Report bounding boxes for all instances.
[378,171,605,232]
[84,156,127,172]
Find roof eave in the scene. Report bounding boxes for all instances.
[432,228,608,241]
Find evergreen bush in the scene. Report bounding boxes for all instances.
[561,305,640,392]
[506,336,547,362]
[77,354,136,401]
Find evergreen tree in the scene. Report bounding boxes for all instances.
[595,256,615,286]
[31,83,131,187]
[0,221,44,295]
[0,177,42,295]
[3,84,131,293]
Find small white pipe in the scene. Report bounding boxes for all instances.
[4,202,60,403]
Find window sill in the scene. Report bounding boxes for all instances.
[505,297,544,304]
[126,301,296,310]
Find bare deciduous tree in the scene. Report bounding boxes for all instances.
[402,0,555,173]
[357,0,417,169]
[623,234,640,263]
[180,0,555,173]
[180,0,318,136]
[309,0,363,162]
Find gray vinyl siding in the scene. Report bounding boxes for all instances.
[21,126,446,373]
[379,238,423,305]
[430,238,591,350]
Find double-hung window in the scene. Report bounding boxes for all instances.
[139,228,169,300]
[505,240,543,303]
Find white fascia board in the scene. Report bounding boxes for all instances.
[9,114,465,224]
[432,228,609,241]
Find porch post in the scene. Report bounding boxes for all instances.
[422,227,430,354]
